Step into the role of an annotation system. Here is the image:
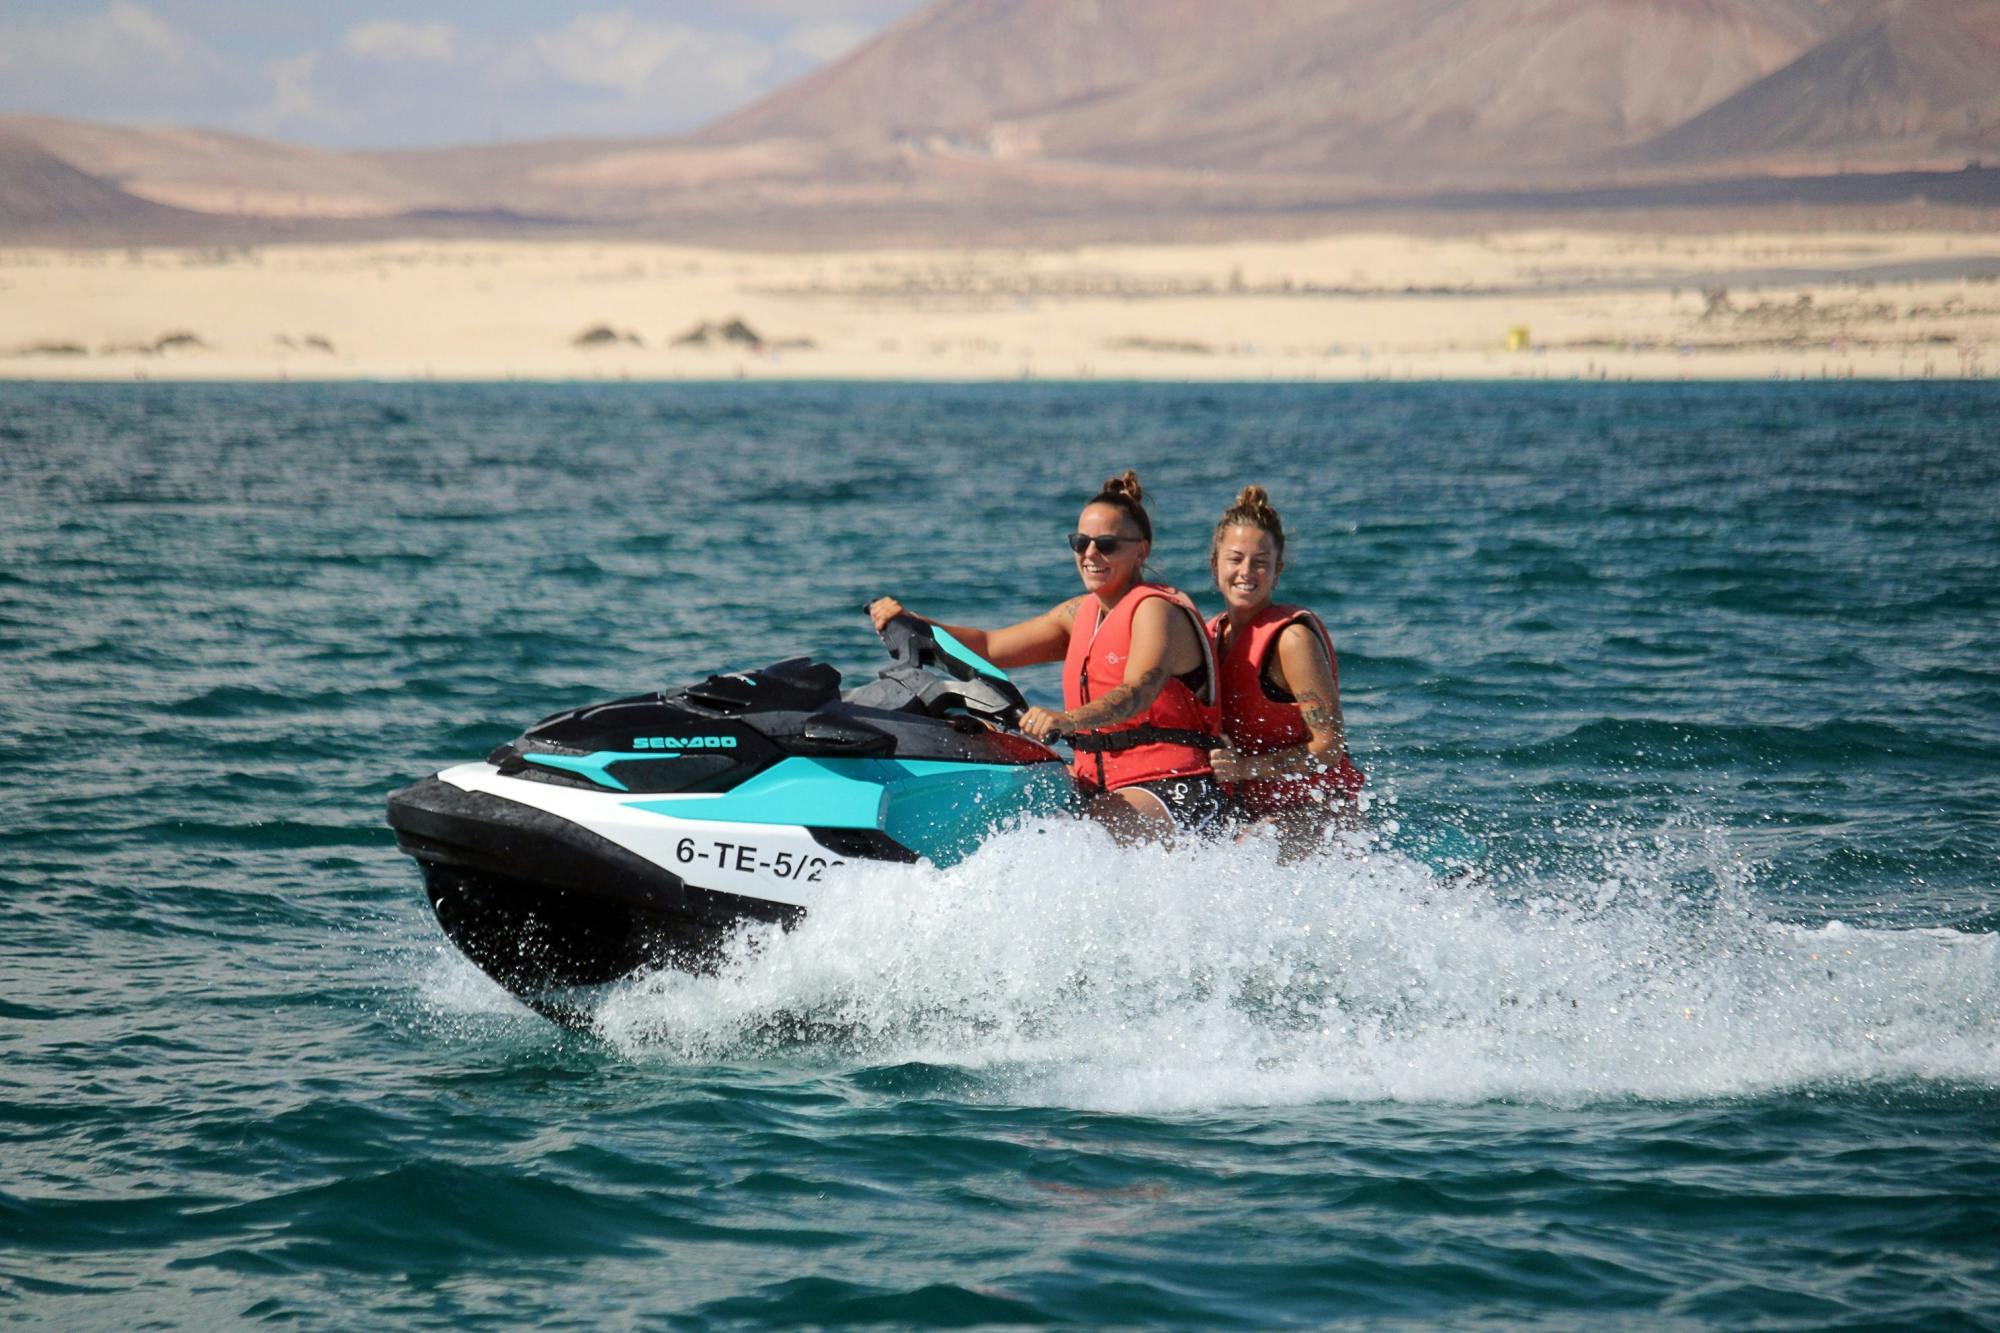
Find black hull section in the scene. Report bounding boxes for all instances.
[388,777,801,998]
[417,861,734,991]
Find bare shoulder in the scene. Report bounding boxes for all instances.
[1274,617,1334,691]
[1129,593,1192,643]
[1277,618,1330,659]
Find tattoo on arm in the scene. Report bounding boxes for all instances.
[1068,665,1165,730]
[1296,688,1339,736]
[1295,689,1346,776]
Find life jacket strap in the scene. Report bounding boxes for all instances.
[1067,726,1222,754]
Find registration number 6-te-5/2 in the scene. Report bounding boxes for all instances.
[674,837,842,881]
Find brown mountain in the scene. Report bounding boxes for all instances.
[0,131,214,240]
[699,0,1316,145]
[3,0,1996,246]
[704,0,1856,187]
[4,114,440,217]
[1037,0,1842,184]
[701,0,1910,185]
[1633,0,2000,170]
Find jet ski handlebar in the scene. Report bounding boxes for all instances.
[870,611,1039,733]
[873,611,951,672]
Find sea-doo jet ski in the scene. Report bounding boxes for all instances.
[387,616,1072,1014]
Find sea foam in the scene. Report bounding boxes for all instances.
[584,818,2000,1111]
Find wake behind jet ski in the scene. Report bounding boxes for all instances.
[387,616,1073,1017]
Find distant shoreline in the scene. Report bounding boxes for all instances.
[3,377,1987,389]
[5,230,1994,385]
[6,163,1998,253]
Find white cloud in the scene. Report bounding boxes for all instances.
[94,1,184,56]
[784,20,873,63]
[0,1,915,147]
[0,1,234,112]
[342,20,464,65]
[505,11,772,101]
[243,51,352,137]
[722,0,920,21]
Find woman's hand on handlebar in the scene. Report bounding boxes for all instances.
[1208,740,1248,784]
[867,597,909,633]
[1019,705,1070,743]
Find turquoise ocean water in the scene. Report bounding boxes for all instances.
[3,381,1997,1327]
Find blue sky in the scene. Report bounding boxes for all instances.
[0,1,928,148]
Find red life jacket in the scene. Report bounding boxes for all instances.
[1062,583,1220,791]
[1208,604,1365,817]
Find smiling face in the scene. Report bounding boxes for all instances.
[1212,523,1282,616]
[1072,501,1149,602]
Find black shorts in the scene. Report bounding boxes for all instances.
[1116,774,1229,836]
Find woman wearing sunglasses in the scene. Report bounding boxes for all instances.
[1205,485,1365,858]
[868,469,1223,843]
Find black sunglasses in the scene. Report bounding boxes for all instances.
[1069,532,1142,556]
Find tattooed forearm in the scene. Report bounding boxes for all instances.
[1294,687,1343,744]
[1068,665,1166,730]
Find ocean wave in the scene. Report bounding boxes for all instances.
[1499,717,1997,769]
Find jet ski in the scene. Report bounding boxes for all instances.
[386,616,1073,1015]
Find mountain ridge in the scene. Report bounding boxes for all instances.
[3,0,1995,245]
[1632,0,2000,170]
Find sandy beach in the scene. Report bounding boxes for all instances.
[3,229,1996,382]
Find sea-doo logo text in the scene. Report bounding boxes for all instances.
[633,735,737,750]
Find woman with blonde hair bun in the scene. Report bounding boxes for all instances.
[1206,485,1365,856]
[869,469,1223,844]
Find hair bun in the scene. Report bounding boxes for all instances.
[1211,482,1286,560]
[1101,469,1144,506]
[1088,468,1152,543]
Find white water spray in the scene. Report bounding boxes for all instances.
[575,819,2000,1111]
